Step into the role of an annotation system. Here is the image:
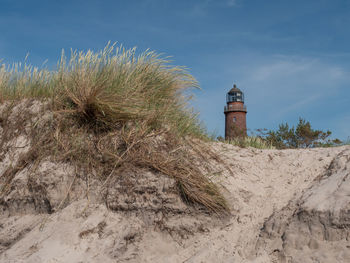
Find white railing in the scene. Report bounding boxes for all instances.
[224,105,247,112]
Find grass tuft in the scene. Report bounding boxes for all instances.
[225,136,275,149]
[0,43,228,214]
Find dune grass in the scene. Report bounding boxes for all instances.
[225,136,275,149]
[0,43,228,213]
[1,44,205,136]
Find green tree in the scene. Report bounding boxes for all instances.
[261,118,342,149]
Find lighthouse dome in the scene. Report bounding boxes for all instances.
[227,84,244,103]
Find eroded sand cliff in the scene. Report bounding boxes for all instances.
[0,102,349,262]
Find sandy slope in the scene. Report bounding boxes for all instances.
[169,144,349,263]
[0,103,349,262]
[257,147,350,262]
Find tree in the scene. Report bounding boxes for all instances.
[259,118,342,149]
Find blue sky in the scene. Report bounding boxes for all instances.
[1,0,350,140]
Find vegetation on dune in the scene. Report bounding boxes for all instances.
[220,118,343,149]
[0,44,205,136]
[344,137,350,145]
[0,43,228,213]
[258,118,342,149]
[219,136,275,149]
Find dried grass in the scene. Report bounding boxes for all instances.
[226,136,275,149]
[0,44,228,214]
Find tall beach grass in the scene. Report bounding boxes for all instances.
[0,43,228,213]
[226,136,275,149]
[0,43,206,137]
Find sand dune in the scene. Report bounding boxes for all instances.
[0,103,349,262]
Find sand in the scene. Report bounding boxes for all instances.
[1,102,349,262]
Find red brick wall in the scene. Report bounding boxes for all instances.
[225,102,247,139]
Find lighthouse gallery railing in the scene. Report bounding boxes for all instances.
[224,105,247,112]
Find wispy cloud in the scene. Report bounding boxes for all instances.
[227,0,238,7]
[187,0,240,16]
[244,56,349,107]
[190,2,209,16]
[273,93,321,118]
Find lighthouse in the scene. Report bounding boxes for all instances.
[224,84,247,140]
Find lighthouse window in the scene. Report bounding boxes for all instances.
[233,117,237,122]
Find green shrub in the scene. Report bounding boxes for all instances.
[258,118,342,149]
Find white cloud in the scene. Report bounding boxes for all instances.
[273,93,321,118]
[253,58,316,79]
[243,56,349,108]
[187,0,239,17]
[227,0,238,7]
[219,54,350,131]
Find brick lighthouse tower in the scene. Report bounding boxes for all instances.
[224,84,247,140]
